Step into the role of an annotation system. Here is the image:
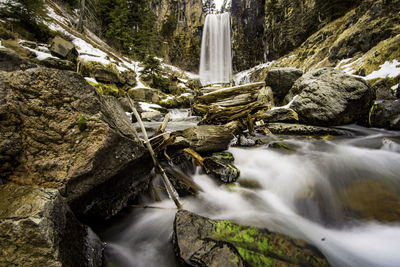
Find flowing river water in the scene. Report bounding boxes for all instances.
[98,116,400,267]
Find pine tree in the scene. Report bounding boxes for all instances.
[0,0,51,41]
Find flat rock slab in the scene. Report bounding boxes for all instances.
[264,123,353,136]
[0,183,102,266]
[173,210,329,267]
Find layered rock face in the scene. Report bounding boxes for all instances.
[231,0,266,72]
[0,67,153,221]
[151,0,204,72]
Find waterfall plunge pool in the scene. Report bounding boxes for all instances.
[97,125,400,267]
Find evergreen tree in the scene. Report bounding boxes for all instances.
[0,0,51,41]
[203,0,216,14]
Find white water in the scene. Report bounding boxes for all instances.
[199,13,232,86]
[101,126,400,267]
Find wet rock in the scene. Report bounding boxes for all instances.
[49,36,78,62]
[0,68,153,222]
[369,100,400,130]
[0,183,103,267]
[0,47,36,71]
[255,107,299,123]
[203,154,240,183]
[268,141,297,151]
[173,210,329,267]
[264,123,353,136]
[340,179,400,223]
[238,135,256,147]
[285,68,375,126]
[180,125,234,153]
[265,68,303,105]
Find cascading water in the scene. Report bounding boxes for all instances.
[99,125,400,267]
[199,12,232,86]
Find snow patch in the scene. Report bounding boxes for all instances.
[139,102,162,112]
[271,95,299,110]
[365,60,400,80]
[84,77,98,84]
[233,61,275,85]
[46,5,67,24]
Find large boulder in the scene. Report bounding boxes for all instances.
[265,68,303,105]
[0,68,153,221]
[285,68,375,126]
[173,210,329,267]
[49,36,78,62]
[0,183,103,266]
[369,100,400,130]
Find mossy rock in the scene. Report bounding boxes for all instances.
[173,210,329,267]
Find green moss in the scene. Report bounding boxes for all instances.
[90,82,124,98]
[237,247,274,267]
[76,116,88,132]
[212,152,235,162]
[269,141,295,151]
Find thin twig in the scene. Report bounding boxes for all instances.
[127,95,182,209]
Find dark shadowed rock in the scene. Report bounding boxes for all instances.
[203,154,240,183]
[0,48,36,71]
[265,68,303,105]
[180,125,234,153]
[37,57,76,71]
[0,184,103,267]
[0,68,153,221]
[285,68,375,126]
[369,100,400,130]
[173,210,329,267]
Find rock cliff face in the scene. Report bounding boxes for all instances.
[231,0,266,72]
[151,0,204,72]
[231,0,359,71]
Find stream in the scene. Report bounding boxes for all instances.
[99,115,400,267]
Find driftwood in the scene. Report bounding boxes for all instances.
[127,96,182,209]
[196,82,267,107]
[184,148,204,167]
[194,101,268,124]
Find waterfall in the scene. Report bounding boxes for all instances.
[199,12,232,86]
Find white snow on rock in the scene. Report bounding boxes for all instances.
[84,77,98,84]
[139,102,163,112]
[365,60,400,80]
[233,61,274,85]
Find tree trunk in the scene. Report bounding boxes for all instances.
[77,0,85,32]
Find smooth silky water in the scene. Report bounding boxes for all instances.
[99,125,400,267]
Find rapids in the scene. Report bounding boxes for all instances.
[99,125,400,267]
